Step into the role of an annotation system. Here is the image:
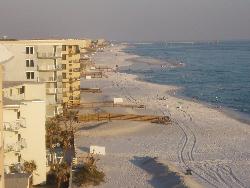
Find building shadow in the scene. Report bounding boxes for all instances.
[78,146,89,153]
[130,156,187,188]
[78,121,108,131]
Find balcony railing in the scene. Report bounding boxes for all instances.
[3,118,26,131]
[4,138,27,153]
[46,76,63,82]
[38,64,62,71]
[37,52,61,59]
[46,88,63,94]
[4,161,27,174]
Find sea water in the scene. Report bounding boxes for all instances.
[121,41,250,119]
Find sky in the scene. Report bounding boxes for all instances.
[0,0,250,41]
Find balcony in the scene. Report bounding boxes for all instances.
[4,138,27,153]
[37,52,61,59]
[4,162,25,174]
[57,88,63,93]
[46,88,63,94]
[38,64,62,72]
[43,76,63,82]
[3,118,26,131]
[48,98,63,106]
[56,99,63,104]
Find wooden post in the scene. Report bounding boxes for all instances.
[98,113,99,121]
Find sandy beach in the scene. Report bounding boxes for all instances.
[75,44,250,188]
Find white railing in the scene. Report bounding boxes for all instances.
[38,64,62,71]
[46,88,57,94]
[4,138,27,153]
[47,77,57,82]
[3,118,26,131]
[57,88,63,93]
[17,117,26,128]
[46,88,63,94]
[3,122,20,132]
[4,142,21,153]
[37,52,61,59]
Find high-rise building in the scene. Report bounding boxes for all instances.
[0,39,87,117]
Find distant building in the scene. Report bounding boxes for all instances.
[3,81,46,186]
[0,39,90,117]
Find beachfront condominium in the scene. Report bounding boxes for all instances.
[3,81,46,187]
[0,39,86,117]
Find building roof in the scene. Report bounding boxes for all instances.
[0,44,13,64]
[3,97,45,106]
[0,39,91,45]
[5,173,31,188]
[3,97,21,106]
[3,81,43,89]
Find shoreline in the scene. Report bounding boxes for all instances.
[118,44,250,126]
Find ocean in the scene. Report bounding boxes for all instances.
[120,41,250,120]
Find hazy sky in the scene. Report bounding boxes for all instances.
[0,0,250,41]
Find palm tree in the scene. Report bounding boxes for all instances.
[51,162,70,188]
[46,118,62,150]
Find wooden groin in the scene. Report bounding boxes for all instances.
[73,101,145,109]
[78,113,170,124]
[95,66,113,71]
[81,71,103,78]
[81,88,102,93]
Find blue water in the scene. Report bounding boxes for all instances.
[121,41,250,117]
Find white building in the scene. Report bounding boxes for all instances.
[3,82,47,186]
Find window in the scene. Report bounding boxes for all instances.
[26,59,34,67]
[20,86,25,94]
[30,47,34,54]
[25,46,34,54]
[30,60,34,67]
[62,45,66,51]
[26,71,35,79]
[26,47,29,54]
[62,64,66,70]
[26,60,29,67]
[17,111,20,119]
[62,73,67,79]
[62,54,66,60]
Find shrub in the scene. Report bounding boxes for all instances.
[73,154,105,187]
[23,160,37,174]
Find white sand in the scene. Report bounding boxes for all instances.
[75,45,250,188]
